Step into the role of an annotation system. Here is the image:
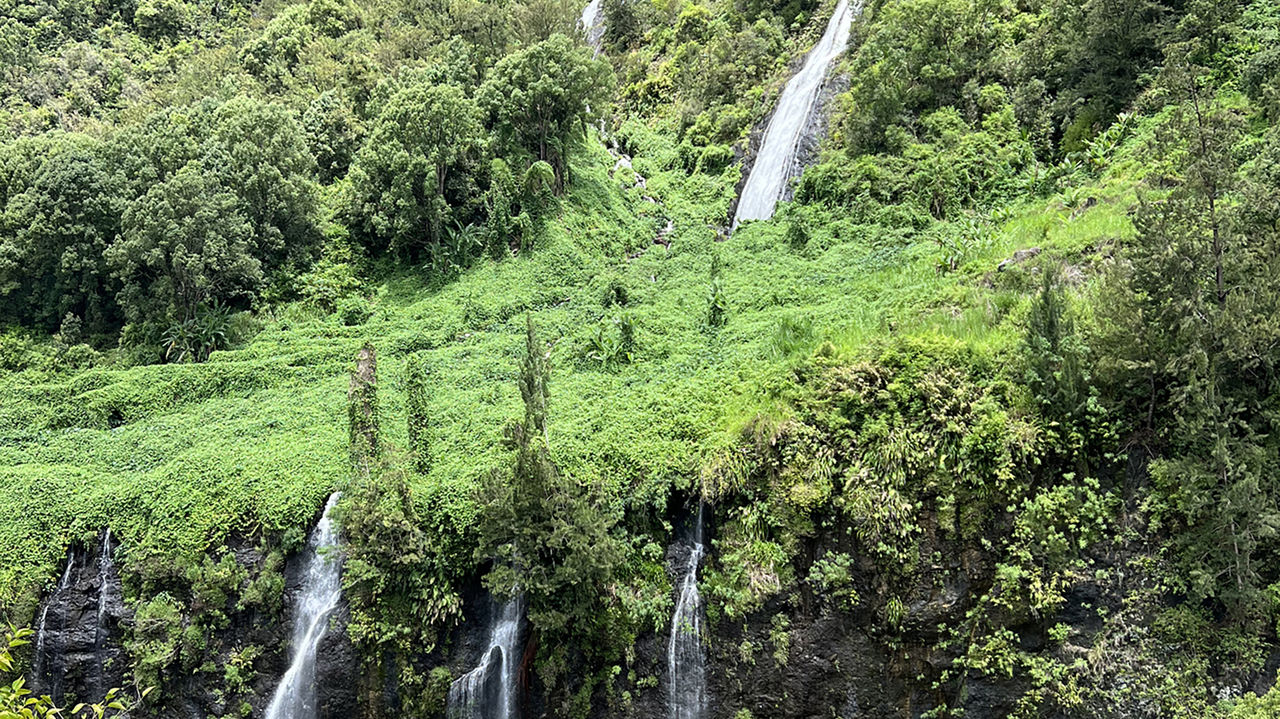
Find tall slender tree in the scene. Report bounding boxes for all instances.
[478,315,623,633]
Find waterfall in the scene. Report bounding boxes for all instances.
[265,492,345,719]
[94,529,117,695]
[668,505,707,719]
[33,551,75,691]
[447,597,525,719]
[94,531,113,641]
[732,0,858,229]
[579,0,605,53]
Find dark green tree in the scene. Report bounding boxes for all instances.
[1023,265,1101,473]
[478,33,613,191]
[303,90,361,183]
[348,82,487,263]
[602,0,644,49]
[108,163,260,327]
[133,0,191,41]
[1098,62,1280,620]
[406,352,431,474]
[477,315,623,633]
[0,135,122,334]
[204,96,321,273]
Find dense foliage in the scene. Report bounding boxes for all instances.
[5,0,1280,715]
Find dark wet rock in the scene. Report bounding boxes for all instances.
[315,600,360,719]
[29,530,129,707]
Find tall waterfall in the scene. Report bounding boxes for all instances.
[579,0,605,53]
[447,597,525,719]
[732,0,857,228]
[265,492,344,719]
[668,505,707,719]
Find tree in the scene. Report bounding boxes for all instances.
[1097,62,1280,620]
[406,352,431,474]
[0,135,122,334]
[133,0,191,41]
[108,163,260,327]
[1075,0,1168,116]
[603,0,644,49]
[340,461,464,656]
[842,0,1003,153]
[516,0,578,45]
[478,33,613,191]
[204,96,321,273]
[477,315,623,633]
[1012,0,1171,153]
[348,82,487,263]
[303,90,360,183]
[348,342,379,467]
[1023,265,1101,475]
[340,344,462,666]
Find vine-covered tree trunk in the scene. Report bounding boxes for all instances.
[349,342,379,469]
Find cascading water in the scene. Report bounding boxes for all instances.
[668,505,707,719]
[579,0,605,53]
[265,492,344,719]
[447,597,525,719]
[94,529,118,695]
[732,0,858,228]
[33,551,75,693]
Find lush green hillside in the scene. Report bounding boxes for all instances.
[4,0,1280,715]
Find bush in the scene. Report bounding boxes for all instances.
[134,0,191,40]
[336,295,372,326]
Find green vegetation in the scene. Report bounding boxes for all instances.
[2,0,1280,715]
[2,626,139,719]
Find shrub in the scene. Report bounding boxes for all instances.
[336,295,372,326]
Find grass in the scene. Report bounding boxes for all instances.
[0,120,1138,620]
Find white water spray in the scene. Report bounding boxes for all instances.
[93,529,119,696]
[579,0,605,54]
[265,493,344,719]
[33,552,75,685]
[668,505,707,719]
[733,0,858,228]
[447,597,525,719]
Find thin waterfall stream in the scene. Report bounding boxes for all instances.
[265,492,344,719]
[732,0,858,229]
[33,551,75,696]
[447,596,525,719]
[93,529,118,696]
[668,505,707,719]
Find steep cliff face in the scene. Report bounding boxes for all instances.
[30,531,129,708]
[28,485,1280,719]
[312,601,360,719]
[27,523,360,719]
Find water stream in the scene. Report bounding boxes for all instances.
[447,597,525,719]
[33,551,75,696]
[579,0,605,53]
[265,492,344,719]
[668,505,707,719]
[94,529,118,696]
[732,0,857,228]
